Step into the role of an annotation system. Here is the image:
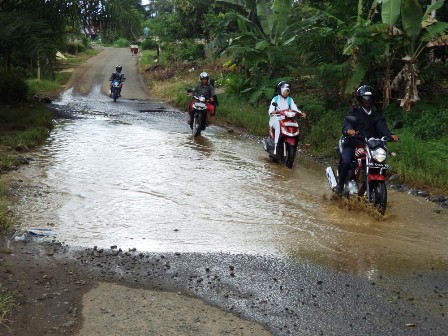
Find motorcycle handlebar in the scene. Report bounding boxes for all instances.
[346,133,398,142]
[272,109,304,117]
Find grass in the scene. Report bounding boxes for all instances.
[0,179,12,233]
[388,132,448,191]
[0,284,15,327]
[0,102,53,171]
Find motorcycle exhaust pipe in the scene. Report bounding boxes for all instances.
[326,166,337,189]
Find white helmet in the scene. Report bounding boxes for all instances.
[199,72,209,80]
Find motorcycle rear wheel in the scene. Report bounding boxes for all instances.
[369,181,387,215]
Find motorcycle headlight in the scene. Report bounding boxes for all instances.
[372,148,387,162]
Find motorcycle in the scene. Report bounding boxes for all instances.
[263,102,305,168]
[110,79,123,102]
[187,90,214,137]
[325,116,402,215]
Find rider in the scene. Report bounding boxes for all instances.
[109,65,125,97]
[187,72,216,126]
[268,81,305,154]
[333,85,399,196]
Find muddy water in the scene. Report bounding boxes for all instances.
[14,87,448,277]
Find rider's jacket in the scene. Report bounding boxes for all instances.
[109,72,125,81]
[341,106,393,147]
[268,95,300,120]
[192,83,215,101]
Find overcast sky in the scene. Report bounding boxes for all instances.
[141,0,149,5]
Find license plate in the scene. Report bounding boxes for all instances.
[283,122,298,127]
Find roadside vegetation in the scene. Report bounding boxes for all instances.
[140,0,448,193]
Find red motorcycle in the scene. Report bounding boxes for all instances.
[263,102,305,168]
[187,90,215,137]
[326,116,402,215]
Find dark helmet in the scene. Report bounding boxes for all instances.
[199,71,209,80]
[356,85,374,104]
[116,65,122,73]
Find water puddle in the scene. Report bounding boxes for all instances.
[11,88,448,277]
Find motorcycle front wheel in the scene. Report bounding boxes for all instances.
[368,180,387,215]
[283,143,297,169]
[192,111,204,137]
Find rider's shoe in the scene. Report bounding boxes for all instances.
[333,185,343,196]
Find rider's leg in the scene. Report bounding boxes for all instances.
[269,118,281,154]
[335,146,354,195]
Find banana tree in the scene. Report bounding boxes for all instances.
[214,0,297,102]
[391,0,448,112]
[345,0,448,111]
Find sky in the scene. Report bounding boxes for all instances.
[141,0,150,5]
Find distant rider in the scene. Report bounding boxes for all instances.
[109,65,125,97]
[268,82,305,154]
[187,72,216,127]
[333,85,399,196]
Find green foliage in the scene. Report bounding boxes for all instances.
[177,40,205,61]
[140,50,158,68]
[141,39,158,50]
[311,62,351,108]
[305,110,345,156]
[214,93,267,135]
[0,103,53,147]
[115,38,131,48]
[407,106,448,141]
[63,42,87,55]
[388,131,448,190]
[222,73,249,95]
[0,73,28,104]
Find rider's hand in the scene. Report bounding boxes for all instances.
[300,111,307,118]
[391,134,399,141]
[187,92,193,97]
[210,97,214,102]
[346,129,356,136]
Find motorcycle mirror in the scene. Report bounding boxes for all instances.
[272,102,278,107]
[186,89,193,93]
[392,121,403,129]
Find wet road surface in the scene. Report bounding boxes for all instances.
[11,47,448,335]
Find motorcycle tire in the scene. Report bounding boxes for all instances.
[192,112,204,137]
[369,180,387,215]
[112,88,118,102]
[283,143,296,169]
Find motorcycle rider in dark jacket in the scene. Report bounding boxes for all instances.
[109,65,125,97]
[333,85,399,196]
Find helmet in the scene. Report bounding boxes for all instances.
[277,81,290,96]
[116,65,122,73]
[356,85,374,104]
[199,72,209,80]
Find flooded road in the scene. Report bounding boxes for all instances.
[14,48,448,281]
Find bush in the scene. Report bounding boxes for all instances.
[115,38,131,48]
[177,40,204,61]
[63,41,86,54]
[305,110,345,156]
[0,73,28,104]
[141,39,158,50]
[410,106,448,140]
